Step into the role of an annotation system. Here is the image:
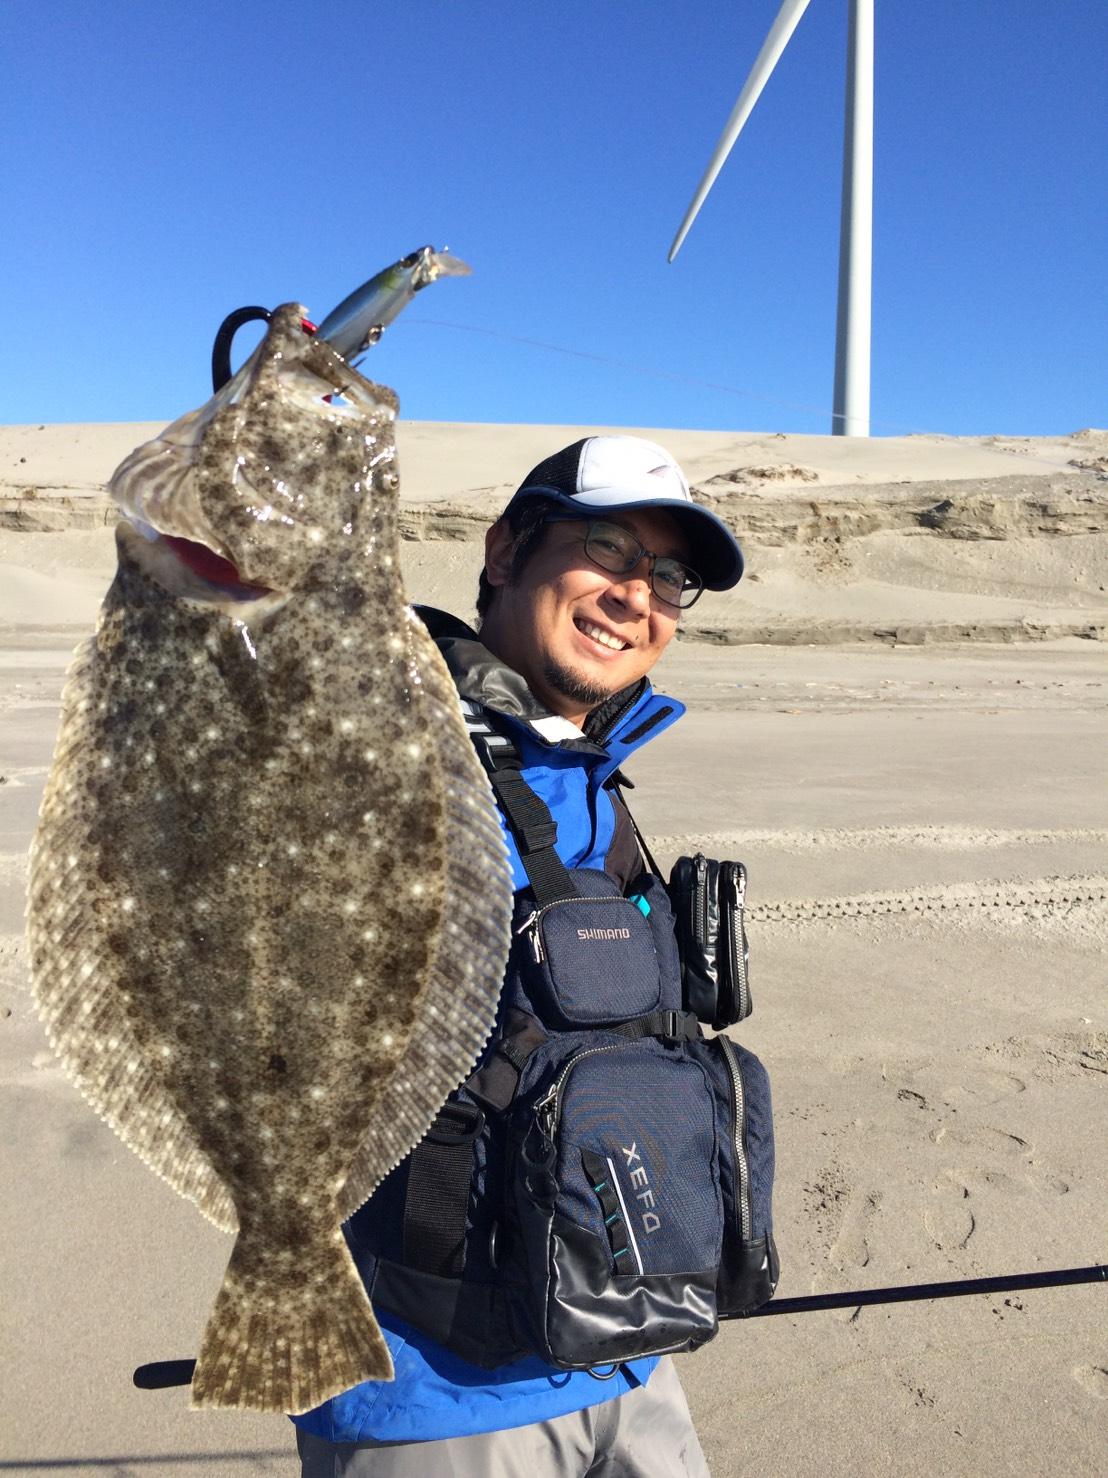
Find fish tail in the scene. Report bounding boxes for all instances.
[190,1222,393,1414]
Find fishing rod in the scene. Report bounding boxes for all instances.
[132,1263,1105,1390]
[740,1262,1106,1318]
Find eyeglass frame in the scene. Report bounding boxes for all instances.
[538,511,705,610]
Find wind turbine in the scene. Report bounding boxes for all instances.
[669,0,874,437]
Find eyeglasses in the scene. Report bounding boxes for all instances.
[545,514,704,609]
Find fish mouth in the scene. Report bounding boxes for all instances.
[159,533,273,599]
[119,519,278,606]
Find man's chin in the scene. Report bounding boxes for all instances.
[542,656,620,711]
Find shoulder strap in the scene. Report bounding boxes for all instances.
[606,771,666,882]
[459,700,580,905]
[400,1098,484,1277]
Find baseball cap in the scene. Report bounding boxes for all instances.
[505,435,743,590]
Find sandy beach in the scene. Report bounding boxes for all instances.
[1,419,1105,1475]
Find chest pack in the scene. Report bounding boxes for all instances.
[345,721,778,1372]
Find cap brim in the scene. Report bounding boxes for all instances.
[511,485,744,590]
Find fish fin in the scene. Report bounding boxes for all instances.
[27,634,238,1233]
[190,1221,393,1413]
[338,648,513,1217]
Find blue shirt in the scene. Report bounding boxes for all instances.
[292,1312,653,1443]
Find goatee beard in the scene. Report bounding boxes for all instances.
[541,656,612,711]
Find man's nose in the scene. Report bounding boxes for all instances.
[606,558,653,613]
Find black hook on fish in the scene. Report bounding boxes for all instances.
[210,306,273,393]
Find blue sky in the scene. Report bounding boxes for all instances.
[5,1,1106,435]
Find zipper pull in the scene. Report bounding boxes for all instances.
[724,863,747,909]
[514,910,545,963]
[535,1084,558,1137]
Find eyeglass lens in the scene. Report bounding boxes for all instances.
[583,522,702,608]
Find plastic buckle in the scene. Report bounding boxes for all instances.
[426,1099,485,1147]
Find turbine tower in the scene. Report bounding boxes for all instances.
[669,0,874,437]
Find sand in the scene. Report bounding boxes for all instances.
[1,419,1105,1476]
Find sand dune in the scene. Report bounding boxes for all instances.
[3,421,1106,648]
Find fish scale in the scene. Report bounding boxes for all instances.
[27,297,513,1413]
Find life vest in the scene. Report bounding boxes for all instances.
[345,709,778,1371]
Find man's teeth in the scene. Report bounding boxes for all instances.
[578,619,628,651]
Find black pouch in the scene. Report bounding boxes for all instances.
[668,855,751,1028]
[512,869,680,1030]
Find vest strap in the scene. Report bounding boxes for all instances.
[401,1100,484,1278]
[466,1015,549,1113]
[613,1009,701,1043]
[462,705,580,907]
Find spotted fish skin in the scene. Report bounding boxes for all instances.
[27,304,513,1413]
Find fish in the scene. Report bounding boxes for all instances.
[25,265,514,1415]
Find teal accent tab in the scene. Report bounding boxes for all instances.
[630,894,651,917]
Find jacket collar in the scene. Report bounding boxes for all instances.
[414,606,684,761]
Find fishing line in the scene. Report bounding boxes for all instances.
[407,316,1098,481]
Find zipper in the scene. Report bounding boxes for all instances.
[516,895,642,965]
[534,1043,626,1137]
[721,863,750,1021]
[717,1036,752,1240]
[694,854,709,948]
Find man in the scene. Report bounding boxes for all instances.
[294,434,744,1476]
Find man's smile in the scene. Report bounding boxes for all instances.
[573,616,632,653]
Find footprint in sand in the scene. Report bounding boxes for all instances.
[828,1190,881,1271]
[930,1125,1070,1194]
[929,1123,1030,1156]
[924,1171,976,1251]
[892,1064,1027,1115]
[973,1166,1070,1196]
[1073,1365,1108,1400]
[924,1156,1071,1252]
[941,1067,1027,1108]
[896,1088,929,1111]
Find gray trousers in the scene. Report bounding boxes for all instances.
[296,1357,710,1476]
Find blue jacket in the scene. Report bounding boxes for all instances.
[292,609,685,1444]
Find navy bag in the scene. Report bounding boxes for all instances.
[345,731,778,1370]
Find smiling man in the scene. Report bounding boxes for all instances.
[294,436,744,1477]
[477,436,740,730]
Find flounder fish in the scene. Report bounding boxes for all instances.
[26,256,513,1414]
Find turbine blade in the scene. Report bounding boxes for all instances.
[668,0,815,262]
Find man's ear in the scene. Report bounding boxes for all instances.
[483,518,516,589]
